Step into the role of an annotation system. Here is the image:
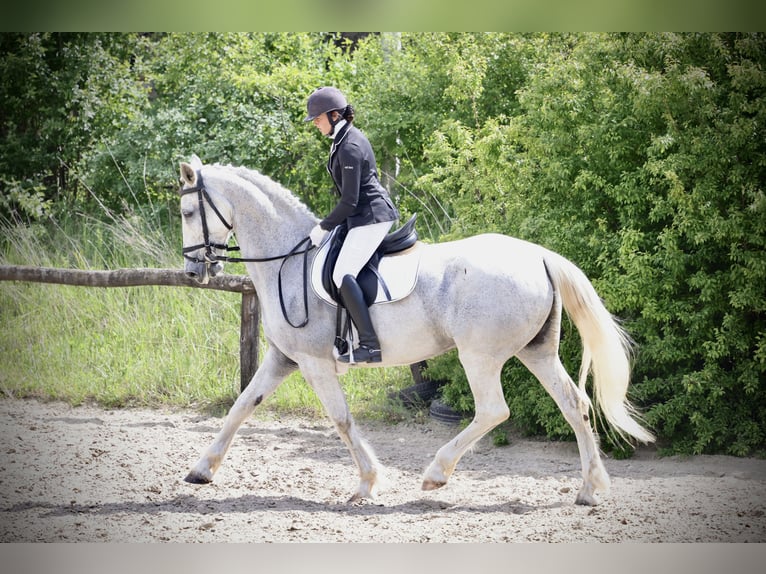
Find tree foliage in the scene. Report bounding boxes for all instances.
[1,33,147,216]
[416,33,766,455]
[1,32,764,455]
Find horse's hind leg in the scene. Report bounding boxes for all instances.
[422,351,509,491]
[185,345,297,484]
[516,345,609,506]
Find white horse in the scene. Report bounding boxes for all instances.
[178,155,653,506]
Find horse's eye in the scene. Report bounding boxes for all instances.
[181,208,194,218]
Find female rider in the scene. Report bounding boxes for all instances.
[305,86,399,364]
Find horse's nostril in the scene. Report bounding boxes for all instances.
[186,271,197,279]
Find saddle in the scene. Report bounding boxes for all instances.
[316,214,420,306]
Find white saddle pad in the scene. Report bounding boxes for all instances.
[310,238,423,307]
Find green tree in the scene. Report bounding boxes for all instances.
[0,33,147,219]
[419,33,766,455]
[604,33,766,455]
[88,33,354,216]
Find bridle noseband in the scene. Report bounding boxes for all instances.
[179,170,315,327]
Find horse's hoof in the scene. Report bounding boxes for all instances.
[184,471,212,484]
[348,485,375,503]
[421,479,446,491]
[574,491,599,506]
[348,492,363,503]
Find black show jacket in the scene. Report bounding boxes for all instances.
[319,123,399,231]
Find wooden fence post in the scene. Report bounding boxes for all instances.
[239,291,260,392]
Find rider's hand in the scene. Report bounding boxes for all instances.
[310,224,329,247]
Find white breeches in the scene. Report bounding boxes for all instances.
[333,221,394,288]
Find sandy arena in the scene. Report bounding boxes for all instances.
[1,398,764,542]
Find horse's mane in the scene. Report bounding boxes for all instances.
[215,164,316,221]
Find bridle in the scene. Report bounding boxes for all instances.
[179,170,315,327]
[179,170,314,265]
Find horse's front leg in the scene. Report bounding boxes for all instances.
[301,358,386,502]
[184,345,297,484]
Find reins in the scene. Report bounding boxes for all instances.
[180,172,315,328]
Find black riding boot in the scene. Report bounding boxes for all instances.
[337,274,382,364]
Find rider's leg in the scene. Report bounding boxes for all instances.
[333,221,393,364]
[332,221,393,289]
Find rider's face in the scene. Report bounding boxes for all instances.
[312,112,335,136]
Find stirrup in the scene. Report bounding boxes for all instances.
[337,344,382,364]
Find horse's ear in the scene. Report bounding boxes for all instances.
[179,162,197,188]
[190,154,203,170]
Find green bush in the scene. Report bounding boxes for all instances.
[420,33,766,455]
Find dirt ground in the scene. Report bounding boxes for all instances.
[0,397,764,543]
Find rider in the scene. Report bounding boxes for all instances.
[305,86,399,364]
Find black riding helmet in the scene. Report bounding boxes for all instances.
[304,86,348,122]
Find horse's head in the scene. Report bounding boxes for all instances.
[178,155,232,284]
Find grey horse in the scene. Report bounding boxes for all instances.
[179,155,653,506]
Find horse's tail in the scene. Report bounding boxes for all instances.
[544,251,655,444]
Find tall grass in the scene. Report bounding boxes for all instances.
[0,204,413,420]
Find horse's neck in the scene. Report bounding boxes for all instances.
[233,197,313,247]
[220,169,316,282]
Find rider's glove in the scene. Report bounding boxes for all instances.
[310,224,329,247]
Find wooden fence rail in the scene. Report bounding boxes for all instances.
[0,265,259,391]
